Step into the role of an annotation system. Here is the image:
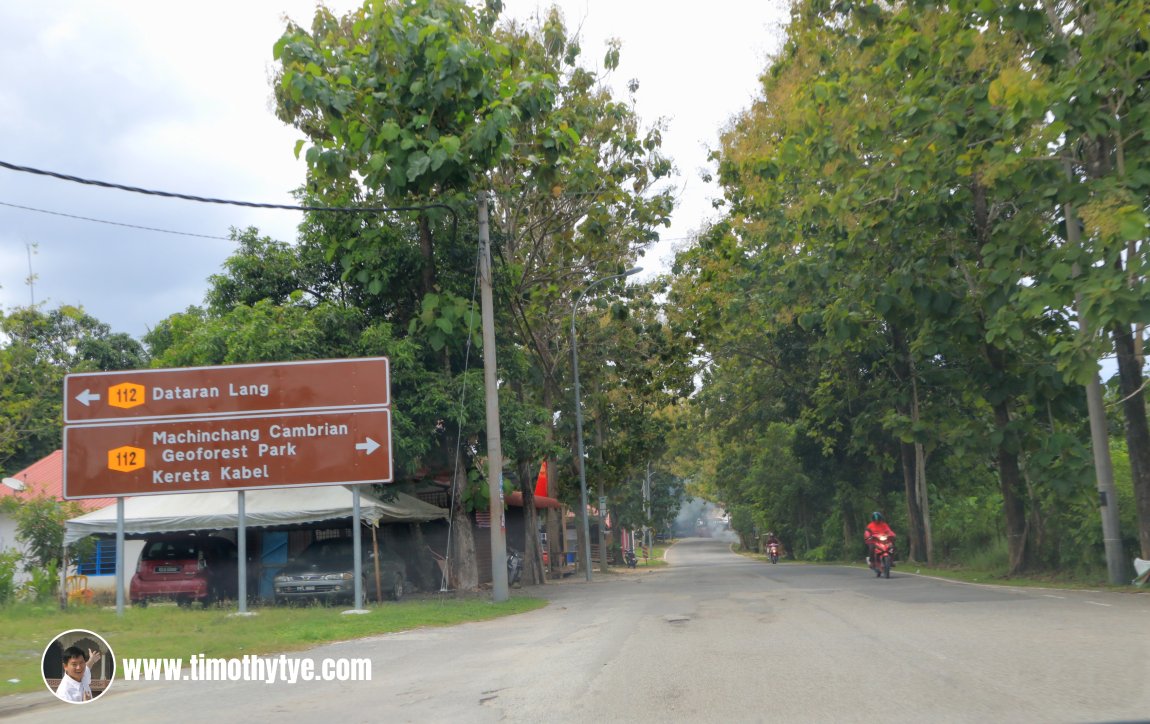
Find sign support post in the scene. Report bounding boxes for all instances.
[116,498,125,616]
[238,491,248,614]
[352,486,365,612]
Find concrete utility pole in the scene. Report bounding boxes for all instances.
[478,194,509,602]
[1065,186,1125,585]
[1085,373,1125,584]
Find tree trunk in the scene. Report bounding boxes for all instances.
[545,463,561,577]
[594,398,609,574]
[890,324,927,562]
[542,385,562,577]
[517,458,545,585]
[972,177,1029,574]
[406,523,438,592]
[993,397,1030,574]
[915,441,933,565]
[840,488,858,560]
[899,441,927,563]
[1113,321,1150,558]
[449,465,479,590]
[910,358,933,565]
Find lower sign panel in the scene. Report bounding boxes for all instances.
[64,409,392,498]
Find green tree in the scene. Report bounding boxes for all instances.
[272,1,686,585]
[667,0,1114,576]
[1021,0,1150,558]
[12,493,85,571]
[0,305,146,474]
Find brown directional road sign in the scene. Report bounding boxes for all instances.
[63,409,393,498]
[64,357,390,424]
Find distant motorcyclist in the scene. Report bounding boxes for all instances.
[763,531,782,562]
[864,512,895,566]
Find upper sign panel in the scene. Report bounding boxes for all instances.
[64,358,390,423]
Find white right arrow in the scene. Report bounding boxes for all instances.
[75,389,101,407]
[355,438,380,455]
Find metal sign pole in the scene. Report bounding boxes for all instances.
[238,491,247,613]
[116,498,125,616]
[352,487,364,610]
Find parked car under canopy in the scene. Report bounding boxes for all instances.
[274,536,406,604]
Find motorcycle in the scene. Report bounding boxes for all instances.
[507,548,523,586]
[767,541,781,564]
[868,534,895,579]
[623,548,638,568]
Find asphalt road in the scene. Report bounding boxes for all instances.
[4,538,1148,723]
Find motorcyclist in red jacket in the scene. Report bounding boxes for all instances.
[864,512,895,567]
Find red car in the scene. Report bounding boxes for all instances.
[130,534,240,607]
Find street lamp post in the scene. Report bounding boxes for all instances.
[571,266,641,581]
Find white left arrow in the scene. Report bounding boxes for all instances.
[355,438,381,455]
[75,389,101,407]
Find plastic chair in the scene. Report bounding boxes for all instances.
[66,574,94,606]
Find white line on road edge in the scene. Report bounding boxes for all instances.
[1085,601,1111,607]
[1043,595,1065,599]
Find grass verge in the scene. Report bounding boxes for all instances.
[0,595,546,696]
[733,544,1145,592]
[888,562,1145,592]
[615,544,671,571]
[640,544,670,568]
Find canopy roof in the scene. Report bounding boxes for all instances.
[65,485,445,545]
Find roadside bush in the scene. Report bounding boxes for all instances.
[1020,442,1137,575]
[0,549,20,604]
[930,487,1001,563]
[21,560,58,602]
[961,537,1010,572]
[804,544,835,562]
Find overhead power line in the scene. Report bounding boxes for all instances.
[0,157,459,245]
[0,158,457,216]
[0,200,235,241]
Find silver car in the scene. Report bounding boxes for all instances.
[274,537,406,605]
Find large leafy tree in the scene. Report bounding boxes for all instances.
[1018,0,1150,558]
[482,9,680,579]
[0,305,145,474]
[272,0,687,584]
[273,0,564,587]
[145,229,432,474]
[667,0,1137,576]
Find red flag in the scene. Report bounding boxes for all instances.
[535,461,548,497]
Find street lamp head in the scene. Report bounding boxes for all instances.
[623,266,643,277]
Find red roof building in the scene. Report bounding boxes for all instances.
[2,450,115,511]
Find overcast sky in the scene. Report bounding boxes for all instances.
[0,1,789,341]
